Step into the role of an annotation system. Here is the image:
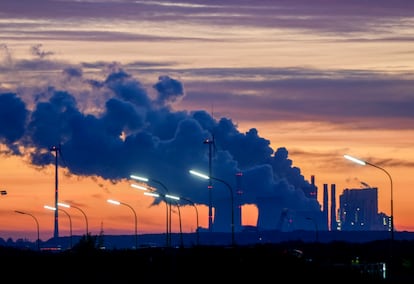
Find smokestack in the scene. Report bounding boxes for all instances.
[309,175,317,199]
[330,184,337,231]
[323,184,328,230]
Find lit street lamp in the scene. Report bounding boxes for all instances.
[189,169,235,247]
[44,205,73,249]
[130,174,171,247]
[58,202,89,236]
[15,210,40,250]
[107,199,138,249]
[165,194,183,248]
[344,154,394,242]
[144,192,160,198]
[142,191,183,247]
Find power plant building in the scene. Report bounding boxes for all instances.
[210,172,390,234]
[337,187,390,232]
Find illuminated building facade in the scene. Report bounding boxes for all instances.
[338,187,390,231]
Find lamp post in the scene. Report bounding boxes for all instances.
[44,205,73,249]
[58,202,89,237]
[58,208,72,249]
[107,199,138,249]
[189,169,235,247]
[165,194,183,248]
[132,182,169,247]
[344,154,394,242]
[180,196,199,246]
[15,210,40,250]
[142,191,183,247]
[130,174,171,247]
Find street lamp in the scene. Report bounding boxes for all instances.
[15,210,40,250]
[189,169,235,247]
[44,205,73,249]
[344,154,394,242]
[180,196,200,246]
[165,194,183,248]
[58,202,89,236]
[132,183,169,246]
[142,191,183,247]
[107,199,138,249]
[130,174,171,247]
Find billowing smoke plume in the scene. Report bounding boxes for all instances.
[0,64,322,232]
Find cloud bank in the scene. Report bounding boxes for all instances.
[0,63,321,231]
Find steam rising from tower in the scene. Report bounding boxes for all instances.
[0,65,323,232]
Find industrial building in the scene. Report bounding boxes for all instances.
[337,187,391,232]
[207,172,391,233]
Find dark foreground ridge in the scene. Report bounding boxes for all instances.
[1,239,414,283]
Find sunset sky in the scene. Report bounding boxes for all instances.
[1,0,414,243]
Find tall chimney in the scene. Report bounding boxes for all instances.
[330,184,337,231]
[323,184,329,230]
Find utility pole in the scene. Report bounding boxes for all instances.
[204,137,214,232]
[50,145,60,239]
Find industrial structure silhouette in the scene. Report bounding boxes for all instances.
[209,173,391,234]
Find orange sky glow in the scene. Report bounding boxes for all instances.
[1,0,414,242]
